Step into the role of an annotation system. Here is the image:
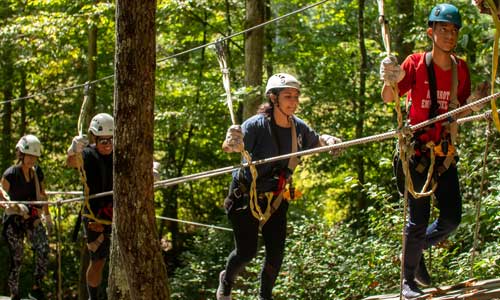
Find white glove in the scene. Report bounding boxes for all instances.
[380,55,405,84]
[5,203,30,219]
[43,214,53,234]
[68,135,89,155]
[319,134,343,157]
[153,161,161,182]
[222,125,244,153]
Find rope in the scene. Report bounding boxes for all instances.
[2,0,330,105]
[152,96,500,189]
[156,216,232,232]
[56,202,63,300]
[470,120,492,277]
[214,38,264,222]
[46,191,83,196]
[74,86,112,225]
[2,103,499,208]
[485,0,500,132]
[377,1,409,297]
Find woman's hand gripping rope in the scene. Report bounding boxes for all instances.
[215,38,263,221]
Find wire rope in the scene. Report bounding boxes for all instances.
[1,0,330,105]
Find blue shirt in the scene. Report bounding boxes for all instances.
[233,113,320,192]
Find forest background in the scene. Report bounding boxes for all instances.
[0,0,499,299]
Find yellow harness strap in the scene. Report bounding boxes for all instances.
[485,0,500,132]
[77,153,112,225]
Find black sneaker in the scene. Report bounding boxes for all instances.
[28,288,46,300]
[10,295,21,300]
[402,279,424,299]
[415,256,431,287]
[216,270,231,300]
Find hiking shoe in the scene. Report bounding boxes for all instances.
[415,256,431,287]
[216,270,231,300]
[402,279,424,299]
[28,288,46,300]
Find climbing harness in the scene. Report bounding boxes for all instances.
[484,0,500,132]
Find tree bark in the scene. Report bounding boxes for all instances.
[243,0,265,120]
[393,0,415,61]
[109,0,170,299]
[78,5,99,299]
[85,0,99,126]
[1,48,13,173]
[355,0,368,214]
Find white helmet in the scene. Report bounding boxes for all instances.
[265,73,301,95]
[16,134,42,157]
[89,113,114,137]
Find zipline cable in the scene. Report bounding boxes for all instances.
[2,0,331,105]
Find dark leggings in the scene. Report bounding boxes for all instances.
[396,158,462,280]
[2,216,49,296]
[223,193,289,300]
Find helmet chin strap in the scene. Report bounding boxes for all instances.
[272,95,293,120]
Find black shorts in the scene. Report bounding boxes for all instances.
[83,220,111,261]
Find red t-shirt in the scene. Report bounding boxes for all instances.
[398,52,471,142]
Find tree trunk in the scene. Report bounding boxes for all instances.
[393,0,415,61]
[85,0,99,125]
[78,5,99,299]
[19,69,27,136]
[243,0,265,120]
[264,0,273,78]
[109,0,170,299]
[1,48,13,173]
[354,0,368,215]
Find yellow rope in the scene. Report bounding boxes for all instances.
[485,0,500,132]
[215,39,263,222]
[77,153,112,225]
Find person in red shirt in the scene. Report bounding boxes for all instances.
[380,3,487,298]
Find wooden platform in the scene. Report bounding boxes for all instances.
[364,278,500,300]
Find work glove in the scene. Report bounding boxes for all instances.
[380,55,405,84]
[5,203,30,219]
[68,135,89,155]
[319,134,343,157]
[153,161,161,182]
[43,214,53,235]
[222,125,244,153]
[466,81,491,112]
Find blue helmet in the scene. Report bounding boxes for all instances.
[428,3,462,29]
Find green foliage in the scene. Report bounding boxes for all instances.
[1,0,500,299]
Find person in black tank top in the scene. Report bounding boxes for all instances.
[1,135,51,300]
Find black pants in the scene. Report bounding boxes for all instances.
[223,190,289,300]
[395,157,462,280]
